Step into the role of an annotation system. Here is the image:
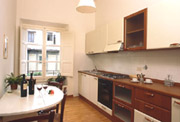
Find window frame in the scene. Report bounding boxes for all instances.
[20,24,65,82]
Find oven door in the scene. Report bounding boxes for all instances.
[98,78,113,109]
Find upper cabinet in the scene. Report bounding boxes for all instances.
[124,8,147,50]
[85,24,108,54]
[107,20,123,45]
[147,1,180,49]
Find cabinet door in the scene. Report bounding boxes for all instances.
[85,30,97,54]
[78,73,82,95]
[172,98,180,122]
[134,109,161,122]
[107,20,123,45]
[96,25,108,53]
[89,75,98,105]
[80,74,90,99]
[147,1,180,49]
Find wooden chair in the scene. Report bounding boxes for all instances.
[39,87,67,122]
[45,81,63,113]
[9,110,55,122]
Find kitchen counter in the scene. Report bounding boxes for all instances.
[78,70,180,99]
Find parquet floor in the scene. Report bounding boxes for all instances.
[59,97,111,122]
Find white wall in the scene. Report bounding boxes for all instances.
[0,0,16,97]
[94,0,180,83]
[16,0,95,96]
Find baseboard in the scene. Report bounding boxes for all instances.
[79,94,113,121]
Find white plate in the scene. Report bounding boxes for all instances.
[144,81,153,84]
[131,80,139,83]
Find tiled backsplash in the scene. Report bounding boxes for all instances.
[92,50,180,83]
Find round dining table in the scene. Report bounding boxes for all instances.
[0,85,64,121]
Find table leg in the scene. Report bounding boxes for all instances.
[0,117,3,122]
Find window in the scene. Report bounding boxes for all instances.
[20,24,74,81]
[28,31,36,42]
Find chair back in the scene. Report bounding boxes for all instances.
[9,110,55,122]
[48,81,63,90]
[60,87,67,122]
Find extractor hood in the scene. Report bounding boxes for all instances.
[104,41,123,52]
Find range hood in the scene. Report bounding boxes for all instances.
[104,42,123,52]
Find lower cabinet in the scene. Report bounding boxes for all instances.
[172,98,180,122]
[78,73,98,105]
[113,100,133,122]
[134,109,161,122]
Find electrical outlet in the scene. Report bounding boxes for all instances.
[137,67,142,72]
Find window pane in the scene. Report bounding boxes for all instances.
[46,46,60,61]
[27,45,42,61]
[46,62,60,76]
[46,31,60,45]
[27,29,43,45]
[27,62,42,76]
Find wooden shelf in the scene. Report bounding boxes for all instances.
[127,28,144,35]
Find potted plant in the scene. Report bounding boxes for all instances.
[4,73,23,90]
[55,73,66,83]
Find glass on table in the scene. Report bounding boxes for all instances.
[43,84,48,95]
[36,84,42,97]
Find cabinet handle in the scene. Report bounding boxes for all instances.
[145,117,154,122]
[117,104,124,108]
[174,101,180,105]
[144,105,154,110]
[101,106,106,110]
[118,84,125,88]
[94,78,97,80]
[117,40,122,43]
[145,92,154,97]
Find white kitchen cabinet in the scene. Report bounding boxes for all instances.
[147,1,180,49]
[107,20,123,45]
[89,75,98,105]
[134,109,161,122]
[78,73,98,105]
[172,98,180,122]
[85,30,97,54]
[85,25,108,54]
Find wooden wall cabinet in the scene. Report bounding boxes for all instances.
[172,98,180,122]
[124,8,147,50]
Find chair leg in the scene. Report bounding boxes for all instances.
[56,104,59,113]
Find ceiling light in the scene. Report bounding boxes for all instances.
[76,0,96,13]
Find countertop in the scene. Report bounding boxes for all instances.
[78,70,180,99]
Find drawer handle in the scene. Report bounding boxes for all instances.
[145,117,154,122]
[145,92,154,97]
[117,104,124,108]
[101,106,106,110]
[94,78,97,80]
[118,85,125,88]
[145,105,154,110]
[174,101,180,105]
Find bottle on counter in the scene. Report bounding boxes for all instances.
[29,73,35,95]
[21,74,27,97]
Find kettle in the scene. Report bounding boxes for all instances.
[137,73,145,82]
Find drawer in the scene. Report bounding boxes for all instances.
[135,99,170,122]
[114,82,134,107]
[172,98,180,122]
[135,88,171,110]
[134,109,161,122]
[113,99,133,122]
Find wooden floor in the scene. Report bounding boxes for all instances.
[58,97,111,122]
